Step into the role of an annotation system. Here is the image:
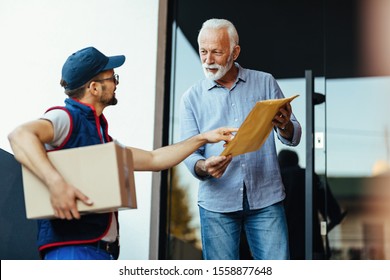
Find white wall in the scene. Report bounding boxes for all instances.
[0,0,160,259]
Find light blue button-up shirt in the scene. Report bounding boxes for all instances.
[180,64,302,213]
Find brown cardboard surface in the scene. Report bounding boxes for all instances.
[22,141,137,219]
[221,95,299,157]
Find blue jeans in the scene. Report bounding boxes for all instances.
[199,194,289,260]
[44,245,114,260]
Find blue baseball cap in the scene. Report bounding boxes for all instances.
[61,47,125,90]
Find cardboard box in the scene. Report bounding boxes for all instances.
[22,141,137,219]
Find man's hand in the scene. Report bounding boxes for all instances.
[272,102,293,140]
[48,178,93,220]
[195,155,233,179]
[201,127,237,144]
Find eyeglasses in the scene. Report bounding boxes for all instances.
[94,74,119,85]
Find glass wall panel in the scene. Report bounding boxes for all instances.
[324,77,390,259]
[324,0,390,259]
[167,26,204,259]
[166,0,390,260]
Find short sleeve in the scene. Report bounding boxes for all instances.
[41,109,71,149]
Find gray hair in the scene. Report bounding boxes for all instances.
[198,18,239,52]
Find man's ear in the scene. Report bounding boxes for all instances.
[233,45,241,61]
[87,81,100,96]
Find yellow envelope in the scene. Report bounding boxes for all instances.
[221,95,299,157]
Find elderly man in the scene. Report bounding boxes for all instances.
[180,19,302,260]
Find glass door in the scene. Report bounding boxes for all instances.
[164,0,390,260]
[322,0,390,260]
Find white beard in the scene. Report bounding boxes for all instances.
[202,54,234,81]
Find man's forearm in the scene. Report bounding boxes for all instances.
[131,134,207,171]
[8,128,64,190]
